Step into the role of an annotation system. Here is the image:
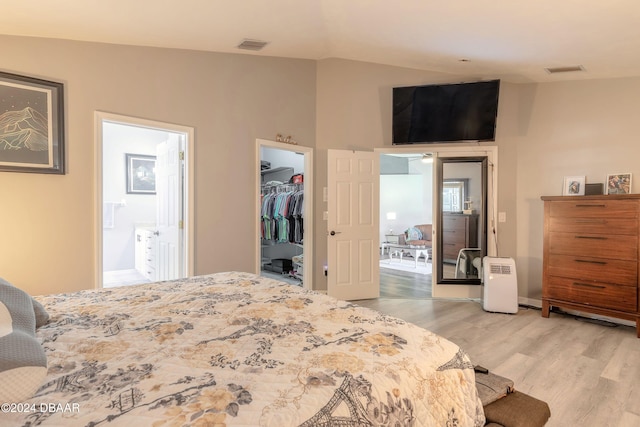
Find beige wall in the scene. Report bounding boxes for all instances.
[514,78,640,300]
[313,58,518,291]
[4,35,640,302]
[314,57,640,301]
[0,35,316,295]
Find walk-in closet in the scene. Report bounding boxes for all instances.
[260,146,305,285]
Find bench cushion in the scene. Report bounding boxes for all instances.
[483,391,551,427]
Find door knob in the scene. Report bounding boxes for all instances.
[330,230,341,236]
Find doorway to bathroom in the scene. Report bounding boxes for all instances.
[96,112,194,288]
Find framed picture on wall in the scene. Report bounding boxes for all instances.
[563,176,585,196]
[606,173,632,195]
[126,153,156,194]
[0,71,65,174]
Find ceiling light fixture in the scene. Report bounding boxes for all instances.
[237,39,269,51]
[421,154,433,164]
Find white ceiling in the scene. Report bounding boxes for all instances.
[2,0,640,83]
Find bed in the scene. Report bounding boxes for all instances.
[3,272,485,426]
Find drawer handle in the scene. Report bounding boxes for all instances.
[574,219,607,224]
[575,235,607,240]
[573,282,606,289]
[574,259,607,265]
[574,204,606,208]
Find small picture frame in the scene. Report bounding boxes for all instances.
[563,176,585,196]
[126,153,156,194]
[606,173,632,195]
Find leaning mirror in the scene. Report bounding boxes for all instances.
[436,157,488,285]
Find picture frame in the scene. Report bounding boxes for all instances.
[606,173,632,195]
[0,71,65,174]
[126,153,156,194]
[563,176,585,196]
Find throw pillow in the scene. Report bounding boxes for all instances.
[0,278,48,402]
[32,298,50,329]
[406,226,422,242]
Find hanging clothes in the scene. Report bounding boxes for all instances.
[260,183,304,244]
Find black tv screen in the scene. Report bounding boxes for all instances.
[392,80,500,144]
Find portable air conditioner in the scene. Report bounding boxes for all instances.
[482,256,518,314]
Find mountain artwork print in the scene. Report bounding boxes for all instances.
[0,71,64,174]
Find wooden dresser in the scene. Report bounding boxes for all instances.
[442,213,478,262]
[541,195,640,337]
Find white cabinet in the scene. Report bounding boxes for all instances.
[135,227,158,281]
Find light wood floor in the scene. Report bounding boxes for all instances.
[380,267,432,298]
[354,297,640,427]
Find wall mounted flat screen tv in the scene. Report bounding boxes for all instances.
[392,79,500,144]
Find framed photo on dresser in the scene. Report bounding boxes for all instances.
[562,176,585,196]
[606,173,632,195]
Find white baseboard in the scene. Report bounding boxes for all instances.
[518,296,542,308]
[518,297,635,328]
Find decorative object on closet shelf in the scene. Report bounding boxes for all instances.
[606,173,632,194]
[275,133,297,145]
[562,175,585,196]
[0,71,65,174]
[126,153,156,194]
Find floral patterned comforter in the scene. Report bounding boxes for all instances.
[7,272,485,426]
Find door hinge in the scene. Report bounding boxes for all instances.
[179,220,184,229]
[179,151,185,160]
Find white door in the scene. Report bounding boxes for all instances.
[327,149,379,300]
[155,135,183,281]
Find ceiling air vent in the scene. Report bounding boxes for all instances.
[544,65,585,74]
[237,39,269,51]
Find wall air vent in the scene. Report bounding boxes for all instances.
[544,65,585,74]
[237,39,269,51]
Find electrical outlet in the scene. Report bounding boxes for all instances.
[498,212,506,223]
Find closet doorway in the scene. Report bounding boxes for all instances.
[255,139,313,290]
[95,112,194,288]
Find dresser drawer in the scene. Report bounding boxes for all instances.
[443,244,462,260]
[548,216,638,236]
[442,229,467,244]
[549,200,639,218]
[545,276,637,312]
[548,232,637,261]
[547,254,637,287]
[443,216,467,231]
